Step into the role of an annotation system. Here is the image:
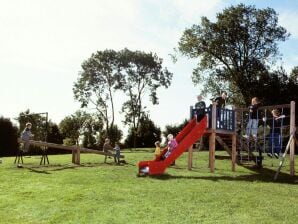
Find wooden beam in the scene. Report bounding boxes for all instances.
[18,139,124,158]
[274,133,295,181]
[209,132,215,173]
[231,134,237,172]
[290,101,295,176]
[209,102,217,173]
[215,136,232,156]
[235,104,291,113]
[188,146,193,170]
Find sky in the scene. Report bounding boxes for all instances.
[1,0,298,134]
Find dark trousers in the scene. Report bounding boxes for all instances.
[268,133,281,154]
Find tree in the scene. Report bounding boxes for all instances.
[290,66,298,84]
[73,50,122,136]
[59,111,102,146]
[163,119,189,140]
[125,116,161,148]
[178,4,289,105]
[0,117,18,156]
[75,49,172,148]
[47,122,64,145]
[119,49,173,148]
[98,124,123,148]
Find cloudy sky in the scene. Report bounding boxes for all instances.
[1,0,298,133]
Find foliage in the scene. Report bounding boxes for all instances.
[47,122,64,144]
[178,4,289,105]
[125,116,161,148]
[59,111,101,145]
[97,124,123,148]
[63,138,76,146]
[163,119,189,139]
[45,121,65,154]
[0,117,18,156]
[74,49,172,146]
[73,50,120,136]
[118,49,172,148]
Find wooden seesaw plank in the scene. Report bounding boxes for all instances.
[18,139,124,158]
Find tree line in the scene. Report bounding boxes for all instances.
[0,110,181,156]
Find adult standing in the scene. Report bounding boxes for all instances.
[103,138,114,163]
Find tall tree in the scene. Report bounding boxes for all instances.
[119,49,173,147]
[73,50,122,136]
[178,4,289,105]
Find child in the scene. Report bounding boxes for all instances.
[212,91,228,128]
[243,97,261,139]
[154,141,161,159]
[21,122,34,152]
[164,134,178,159]
[195,95,206,122]
[114,143,121,164]
[267,109,285,159]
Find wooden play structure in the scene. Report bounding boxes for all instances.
[16,139,124,165]
[188,101,296,178]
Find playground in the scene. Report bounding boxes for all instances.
[1,2,298,224]
[0,151,297,224]
[2,98,296,223]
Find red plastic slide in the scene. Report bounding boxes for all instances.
[138,116,207,175]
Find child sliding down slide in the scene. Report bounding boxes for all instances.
[163,134,178,159]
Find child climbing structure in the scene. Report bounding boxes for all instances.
[192,101,296,178]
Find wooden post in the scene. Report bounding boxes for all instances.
[76,146,80,165]
[231,106,237,172]
[290,101,295,176]
[72,150,76,164]
[232,134,236,171]
[209,102,216,172]
[188,146,193,170]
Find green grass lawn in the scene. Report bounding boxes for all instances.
[0,150,297,224]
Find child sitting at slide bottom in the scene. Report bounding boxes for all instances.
[154,141,161,159]
[114,143,121,164]
[163,134,178,159]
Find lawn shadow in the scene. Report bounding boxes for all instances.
[150,166,298,185]
[24,160,135,174]
[26,164,78,174]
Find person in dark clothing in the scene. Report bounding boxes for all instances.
[195,95,206,122]
[267,109,285,159]
[213,91,227,108]
[243,97,261,139]
[212,91,228,128]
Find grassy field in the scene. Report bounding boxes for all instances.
[0,150,297,224]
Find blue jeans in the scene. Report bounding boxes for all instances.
[268,133,281,154]
[246,119,258,136]
[114,151,120,163]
